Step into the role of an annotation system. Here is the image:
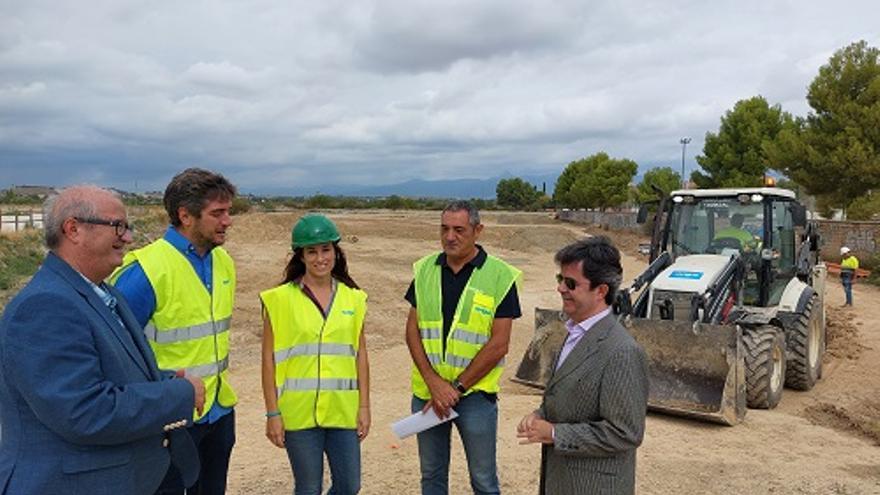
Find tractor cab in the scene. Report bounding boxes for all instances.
[651,188,807,308]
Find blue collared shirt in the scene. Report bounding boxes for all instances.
[114,226,232,423]
[78,273,122,325]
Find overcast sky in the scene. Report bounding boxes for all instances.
[1,1,877,194]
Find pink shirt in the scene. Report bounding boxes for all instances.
[555,307,612,370]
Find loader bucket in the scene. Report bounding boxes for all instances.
[624,317,745,425]
[512,308,746,425]
[511,309,570,388]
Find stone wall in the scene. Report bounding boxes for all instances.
[815,219,880,261]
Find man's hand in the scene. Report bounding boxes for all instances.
[357,406,371,442]
[266,416,285,448]
[517,411,540,435]
[516,413,554,445]
[183,374,205,416]
[423,377,460,419]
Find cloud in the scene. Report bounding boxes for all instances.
[181,61,278,95]
[351,0,583,73]
[0,0,878,192]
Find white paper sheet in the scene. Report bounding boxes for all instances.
[391,408,459,439]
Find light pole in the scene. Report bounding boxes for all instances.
[680,137,691,189]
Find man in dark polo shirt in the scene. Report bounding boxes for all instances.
[405,200,522,495]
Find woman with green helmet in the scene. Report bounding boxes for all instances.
[260,213,370,494]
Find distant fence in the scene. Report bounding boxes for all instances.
[556,209,642,232]
[0,210,44,234]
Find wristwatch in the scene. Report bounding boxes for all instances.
[452,378,467,394]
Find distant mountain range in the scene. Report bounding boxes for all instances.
[263,163,668,199]
[5,166,670,200]
[279,172,560,199]
[2,173,559,200]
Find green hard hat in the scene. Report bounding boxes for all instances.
[292,214,341,248]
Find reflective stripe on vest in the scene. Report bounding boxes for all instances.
[450,328,489,345]
[442,353,505,370]
[274,342,356,365]
[186,356,229,378]
[411,252,521,400]
[260,281,367,431]
[144,317,231,344]
[278,377,359,394]
[111,239,238,421]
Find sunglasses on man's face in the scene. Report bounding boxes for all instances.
[556,273,579,291]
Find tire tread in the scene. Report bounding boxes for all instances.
[744,326,785,409]
[785,297,821,391]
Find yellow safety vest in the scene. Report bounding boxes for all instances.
[714,227,759,250]
[112,239,238,421]
[411,252,522,400]
[841,255,859,273]
[260,281,367,430]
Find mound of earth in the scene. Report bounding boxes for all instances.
[803,401,880,446]
[824,306,866,360]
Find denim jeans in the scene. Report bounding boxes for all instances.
[285,428,361,495]
[155,409,236,495]
[411,393,500,495]
[842,272,853,305]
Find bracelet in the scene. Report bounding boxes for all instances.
[265,410,281,418]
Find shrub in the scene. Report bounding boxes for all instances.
[862,252,880,287]
[0,231,44,303]
[230,196,252,215]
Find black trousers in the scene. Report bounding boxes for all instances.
[155,409,236,495]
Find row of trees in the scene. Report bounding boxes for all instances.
[498,40,879,218]
[495,157,681,211]
[693,40,879,218]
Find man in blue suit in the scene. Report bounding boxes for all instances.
[0,185,205,495]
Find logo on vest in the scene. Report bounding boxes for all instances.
[474,306,492,316]
[341,309,355,316]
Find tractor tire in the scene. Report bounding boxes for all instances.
[743,326,786,409]
[785,295,824,390]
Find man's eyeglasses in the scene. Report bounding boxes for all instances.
[556,273,579,291]
[74,217,133,237]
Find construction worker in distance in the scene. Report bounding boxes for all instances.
[260,214,370,495]
[112,168,238,495]
[404,200,522,495]
[840,246,859,307]
[713,213,761,252]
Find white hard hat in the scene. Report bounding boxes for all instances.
[840,246,851,255]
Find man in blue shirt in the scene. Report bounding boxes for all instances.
[114,168,238,495]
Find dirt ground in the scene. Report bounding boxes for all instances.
[218,209,880,494]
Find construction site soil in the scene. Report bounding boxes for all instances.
[4,209,878,493]
[218,210,880,494]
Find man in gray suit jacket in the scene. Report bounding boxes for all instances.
[518,236,648,495]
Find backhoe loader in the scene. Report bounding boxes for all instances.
[513,187,826,425]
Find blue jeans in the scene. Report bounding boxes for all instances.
[842,272,853,305]
[155,409,236,495]
[285,428,361,495]
[411,393,500,495]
